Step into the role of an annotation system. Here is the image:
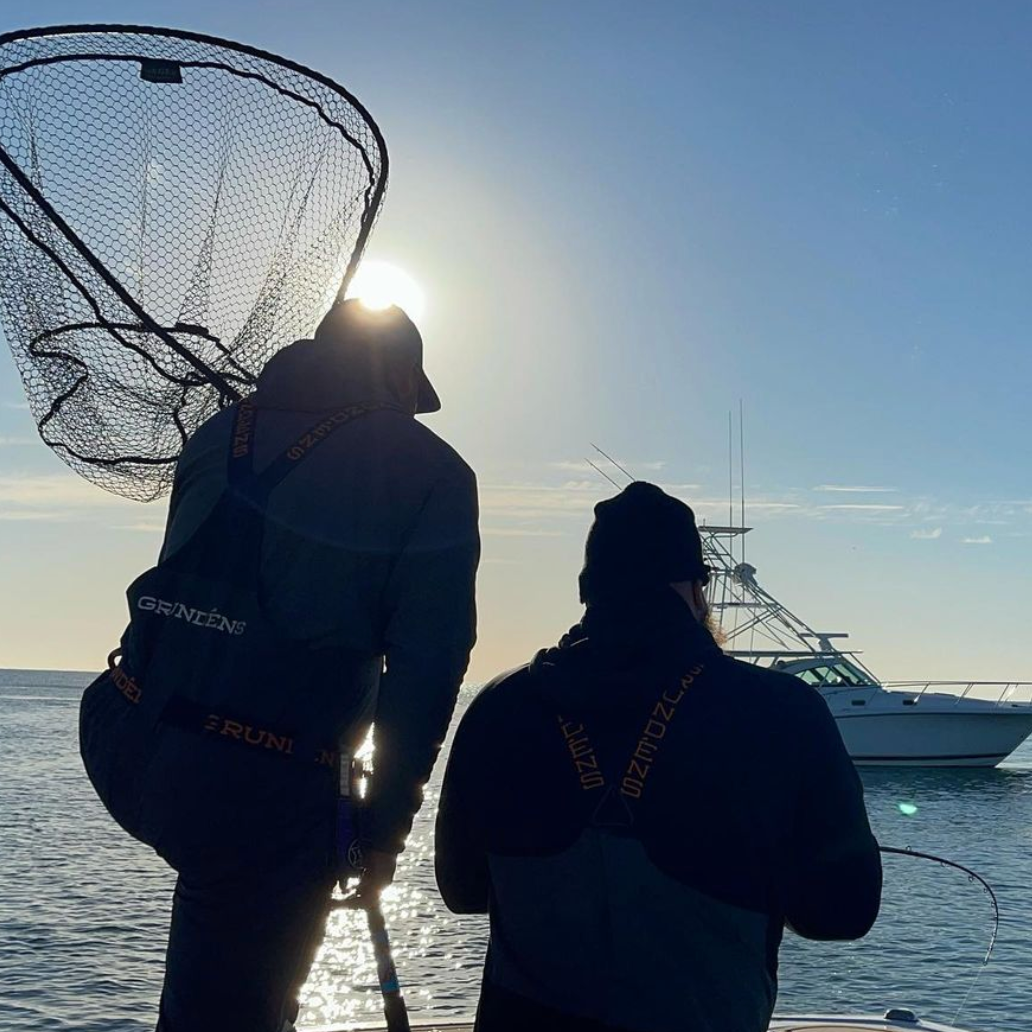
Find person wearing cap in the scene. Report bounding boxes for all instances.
[435,481,879,1032]
[79,300,479,1031]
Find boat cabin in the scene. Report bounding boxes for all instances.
[775,656,876,690]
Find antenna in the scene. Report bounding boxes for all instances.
[590,443,634,483]
[739,399,746,564]
[585,457,621,488]
[727,412,734,536]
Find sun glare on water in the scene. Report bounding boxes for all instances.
[346,260,426,321]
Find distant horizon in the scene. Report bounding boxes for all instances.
[0,664,101,676]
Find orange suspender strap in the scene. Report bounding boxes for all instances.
[556,662,705,824]
[229,396,401,498]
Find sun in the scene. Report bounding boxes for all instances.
[345,260,426,321]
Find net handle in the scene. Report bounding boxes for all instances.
[0,144,245,400]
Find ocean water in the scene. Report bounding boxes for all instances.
[2,668,1031,1032]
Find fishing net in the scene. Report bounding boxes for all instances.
[0,25,388,500]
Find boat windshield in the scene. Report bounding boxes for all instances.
[793,661,872,688]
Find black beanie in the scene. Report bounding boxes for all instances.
[579,482,709,604]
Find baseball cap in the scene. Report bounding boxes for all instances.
[314,299,440,413]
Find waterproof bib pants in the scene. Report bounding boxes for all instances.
[80,399,389,1032]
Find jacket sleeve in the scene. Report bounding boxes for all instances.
[783,687,882,940]
[361,462,480,853]
[435,691,491,913]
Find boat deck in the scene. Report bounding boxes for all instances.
[311,1015,966,1032]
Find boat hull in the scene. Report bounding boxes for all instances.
[772,1016,973,1031]
[831,696,1032,767]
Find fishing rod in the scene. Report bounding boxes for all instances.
[332,892,411,1032]
[878,845,999,1026]
[585,456,621,488]
[590,442,634,483]
[331,745,411,1032]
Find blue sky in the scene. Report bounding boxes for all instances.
[1,1,1030,682]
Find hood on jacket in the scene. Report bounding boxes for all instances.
[528,586,720,715]
[254,337,401,413]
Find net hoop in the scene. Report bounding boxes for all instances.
[0,23,390,248]
[0,24,389,499]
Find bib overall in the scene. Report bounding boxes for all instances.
[79,398,389,1031]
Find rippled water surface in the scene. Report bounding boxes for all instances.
[2,669,1031,1031]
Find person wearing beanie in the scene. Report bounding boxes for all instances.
[436,481,880,1032]
[80,299,479,1032]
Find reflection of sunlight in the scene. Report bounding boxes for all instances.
[346,260,426,321]
[303,875,451,1027]
[298,782,488,1028]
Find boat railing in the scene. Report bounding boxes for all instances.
[880,680,1032,706]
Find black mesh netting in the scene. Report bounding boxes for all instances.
[0,25,388,500]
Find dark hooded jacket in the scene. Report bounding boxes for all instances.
[435,590,880,1032]
[81,339,479,865]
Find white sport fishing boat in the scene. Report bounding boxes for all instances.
[701,524,1032,767]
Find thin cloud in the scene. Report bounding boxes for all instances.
[550,458,669,476]
[551,460,605,474]
[484,469,1032,541]
[812,485,898,494]
[1,401,30,411]
[0,436,34,446]
[482,526,563,538]
[482,479,710,531]
[0,508,69,522]
[480,481,606,523]
[961,535,993,545]
[0,473,148,527]
[912,498,1028,525]
[910,527,943,540]
[819,503,906,512]
[0,474,130,509]
[487,484,806,532]
[112,520,165,533]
